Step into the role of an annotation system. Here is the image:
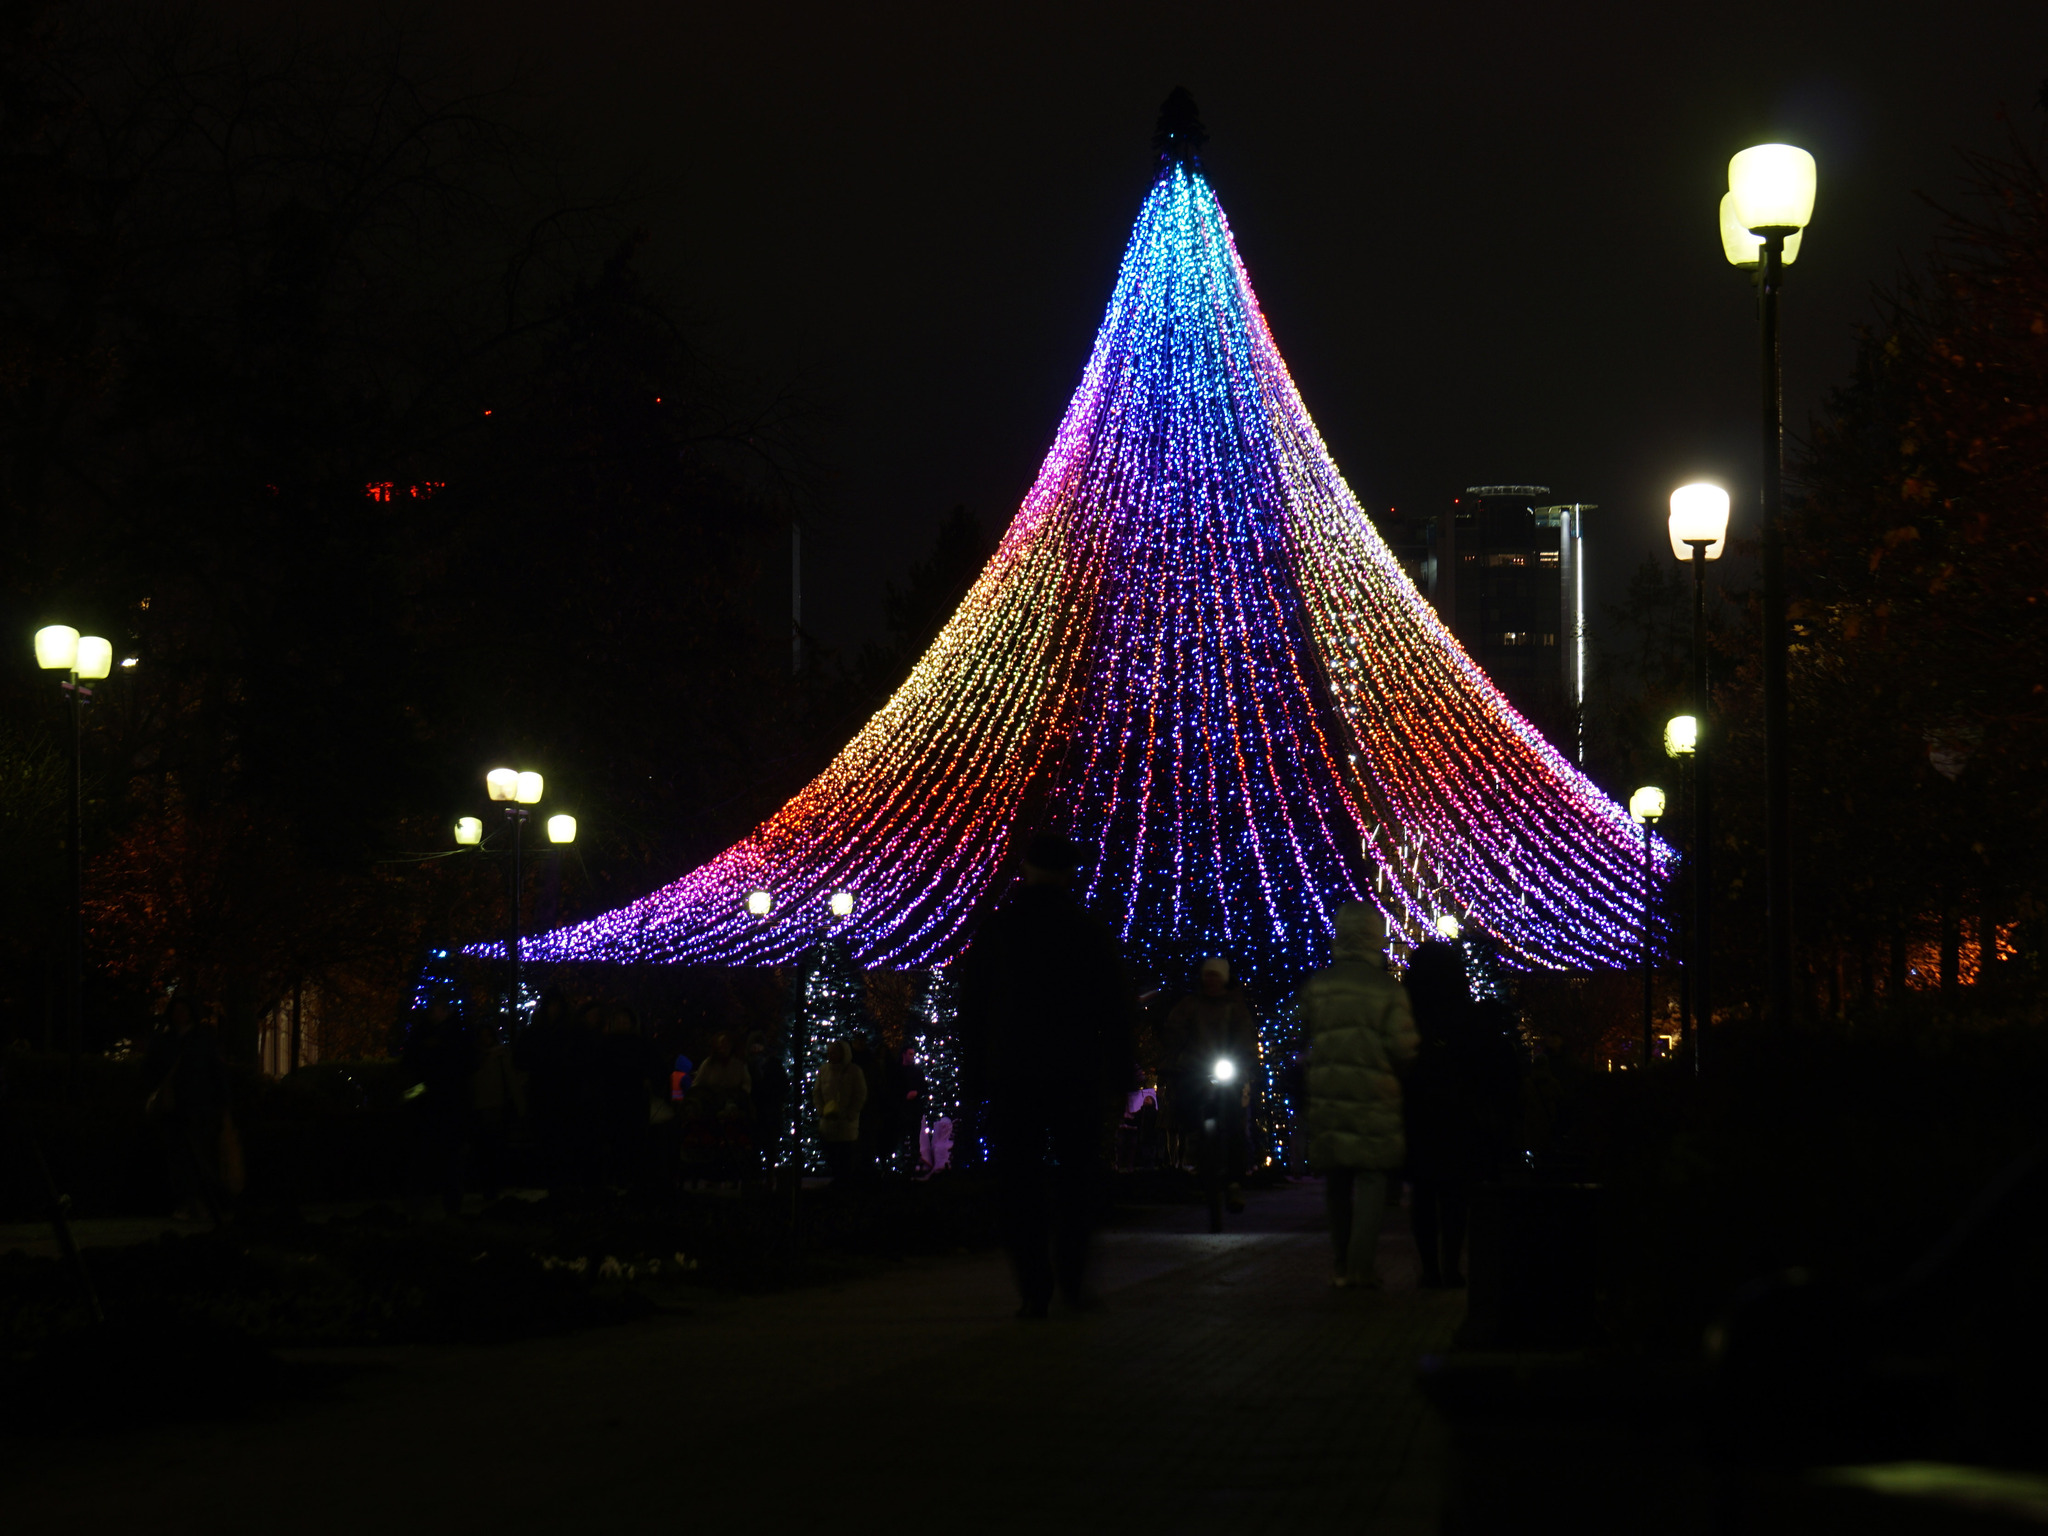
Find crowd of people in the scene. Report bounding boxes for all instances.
[956,835,1525,1316]
[133,837,1523,1312]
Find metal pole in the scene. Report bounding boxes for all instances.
[1760,234,1792,1025]
[67,680,84,1100]
[1691,544,1712,1072]
[509,810,525,1034]
[1643,816,1657,1068]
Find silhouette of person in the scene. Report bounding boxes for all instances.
[1403,941,1477,1286]
[959,832,1134,1318]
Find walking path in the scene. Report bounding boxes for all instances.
[3,1182,1462,1534]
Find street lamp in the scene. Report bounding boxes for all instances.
[454,816,483,847]
[546,814,577,845]
[746,888,774,919]
[829,888,854,919]
[1725,143,1816,1025]
[1629,786,1667,1069]
[485,766,544,1030]
[1434,913,1462,940]
[1668,480,1729,1067]
[34,623,113,1094]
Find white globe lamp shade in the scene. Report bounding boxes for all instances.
[454,816,483,846]
[1668,483,1731,562]
[546,814,576,845]
[829,889,854,918]
[34,625,79,671]
[74,636,113,680]
[1434,913,1462,939]
[515,771,544,805]
[745,888,774,918]
[1630,786,1668,825]
[1728,144,1816,235]
[486,768,519,802]
[1664,715,1699,758]
[1720,192,1804,268]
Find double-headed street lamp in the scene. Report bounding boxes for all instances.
[467,768,575,1030]
[34,625,114,1093]
[1668,483,1730,1068]
[1629,785,1667,1069]
[1723,144,1817,1024]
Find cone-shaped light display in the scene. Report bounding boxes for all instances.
[497,108,1670,986]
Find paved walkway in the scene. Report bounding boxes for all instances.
[3,1182,1462,1535]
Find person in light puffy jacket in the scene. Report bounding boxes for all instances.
[1302,903,1419,1289]
[813,1040,869,1182]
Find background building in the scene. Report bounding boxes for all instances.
[1376,486,1591,760]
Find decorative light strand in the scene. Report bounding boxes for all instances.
[484,159,1671,990]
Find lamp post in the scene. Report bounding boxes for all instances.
[1629,786,1667,1069]
[484,767,546,1030]
[1664,713,1698,1056]
[1668,483,1729,1067]
[1724,145,1817,1024]
[34,625,113,1095]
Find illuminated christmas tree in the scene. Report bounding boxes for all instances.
[784,933,867,1173]
[512,92,1668,992]
[909,963,962,1172]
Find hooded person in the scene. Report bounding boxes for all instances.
[1301,902,1420,1289]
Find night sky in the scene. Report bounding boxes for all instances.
[305,0,2048,648]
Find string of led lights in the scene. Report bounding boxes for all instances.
[494,139,1670,990]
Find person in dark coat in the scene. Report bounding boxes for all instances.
[401,998,480,1217]
[1162,957,1258,1209]
[746,1031,788,1178]
[142,998,231,1223]
[590,1003,657,1187]
[1402,940,1485,1287]
[514,988,578,1188]
[958,832,1135,1319]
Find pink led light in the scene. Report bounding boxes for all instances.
[484,159,1672,987]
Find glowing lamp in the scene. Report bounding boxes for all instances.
[515,771,544,805]
[34,625,79,671]
[1664,715,1698,758]
[745,888,773,918]
[829,888,854,918]
[1668,484,1730,561]
[454,817,483,846]
[1210,1057,1237,1083]
[486,768,519,802]
[1629,786,1667,825]
[1728,144,1816,237]
[1434,913,1462,939]
[1719,192,1803,268]
[546,814,576,845]
[74,636,113,681]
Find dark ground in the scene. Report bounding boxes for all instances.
[0,1181,1462,1535]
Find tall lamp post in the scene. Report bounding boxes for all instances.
[1664,713,1699,1058]
[1629,786,1667,1069]
[1723,145,1817,1024]
[1668,483,1729,1066]
[484,767,547,1030]
[34,626,113,1094]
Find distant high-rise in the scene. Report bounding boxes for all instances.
[1378,487,1591,759]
